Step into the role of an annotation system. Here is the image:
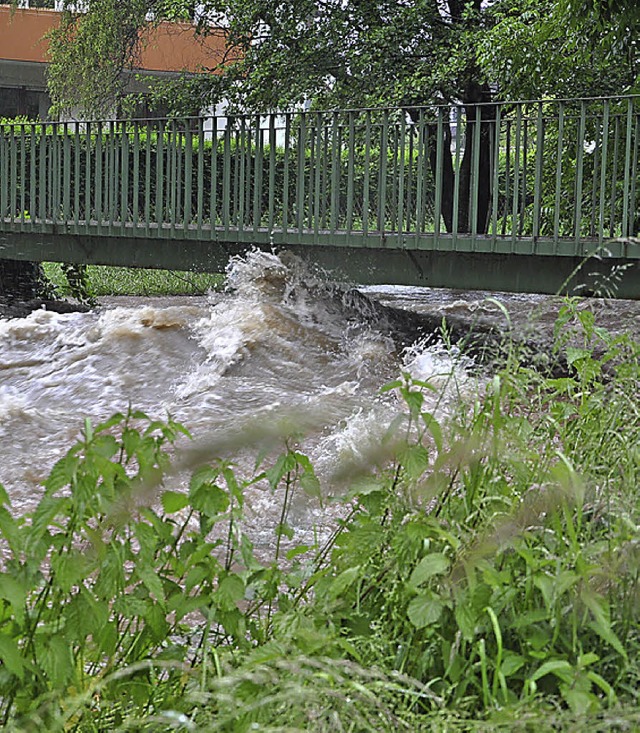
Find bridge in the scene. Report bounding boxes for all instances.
[1,95,639,297]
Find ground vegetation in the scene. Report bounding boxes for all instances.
[0,303,638,730]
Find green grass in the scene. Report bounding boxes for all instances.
[43,262,225,298]
[0,298,639,731]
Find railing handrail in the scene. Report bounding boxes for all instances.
[1,94,638,129]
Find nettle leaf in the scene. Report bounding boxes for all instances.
[161,490,189,514]
[266,452,297,489]
[216,574,245,610]
[329,566,361,600]
[51,551,92,594]
[44,454,78,495]
[0,635,25,679]
[565,346,592,365]
[399,444,430,478]
[422,411,443,453]
[90,434,120,459]
[222,465,244,506]
[191,482,229,518]
[0,575,27,626]
[407,591,445,629]
[409,553,449,587]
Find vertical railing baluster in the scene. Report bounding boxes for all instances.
[532,104,544,239]
[321,116,329,228]
[18,124,26,228]
[378,111,388,233]
[184,122,193,228]
[434,107,445,237]
[268,114,276,233]
[222,120,231,235]
[38,124,46,223]
[589,114,601,238]
[132,122,140,228]
[85,121,92,227]
[490,105,502,244]
[553,103,565,242]
[598,101,610,245]
[414,110,425,237]
[96,122,103,228]
[73,122,80,227]
[282,113,291,233]
[109,120,117,232]
[171,122,179,235]
[121,120,129,227]
[452,106,462,246]
[296,112,306,233]
[470,104,482,239]
[155,120,164,230]
[62,121,71,225]
[209,115,218,235]
[511,104,522,249]
[144,121,151,235]
[1,125,8,222]
[10,125,17,221]
[329,112,339,233]
[622,97,633,237]
[396,114,405,237]
[609,116,620,237]
[630,111,639,236]
[313,112,322,239]
[574,101,586,243]
[29,124,36,225]
[196,118,204,235]
[346,111,356,236]
[253,116,263,231]
[520,111,529,237]
[406,116,414,233]
[363,111,371,236]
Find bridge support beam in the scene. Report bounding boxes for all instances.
[1,230,638,299]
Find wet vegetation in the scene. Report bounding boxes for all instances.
[0,298,638,731]
[43,263,224,299]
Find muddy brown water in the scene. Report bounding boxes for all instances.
[1,251,638,554]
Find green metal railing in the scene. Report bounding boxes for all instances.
[1,96,639,258]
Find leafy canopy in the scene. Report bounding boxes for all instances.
[11,0,638,115]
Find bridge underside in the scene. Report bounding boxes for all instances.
[1,227,638,298]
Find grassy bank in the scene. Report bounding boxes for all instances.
[43,263,224,298]
[0,299,638,731]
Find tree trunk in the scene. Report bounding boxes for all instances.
[457,82,496,234]
[421,82,496,235]
[0,260,46,301]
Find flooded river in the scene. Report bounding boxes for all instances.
[1,250,638,551]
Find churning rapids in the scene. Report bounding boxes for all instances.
[1,250,638,554]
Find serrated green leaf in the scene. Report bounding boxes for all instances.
[0,635,25,679]
[0,575,27,626]
[422,411,443,453]
[329,566,361,599]
[161,490,189,514]
[407,592,444,628]
[399,444,430,478]
[217,574,245,609]
[409,553,449,587]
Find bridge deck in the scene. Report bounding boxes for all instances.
[1,96,639,296]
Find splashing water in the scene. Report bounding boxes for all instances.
[0,251,471,545]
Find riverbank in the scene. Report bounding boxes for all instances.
[0,291,638,730]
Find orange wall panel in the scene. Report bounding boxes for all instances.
[0,6,227,73]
